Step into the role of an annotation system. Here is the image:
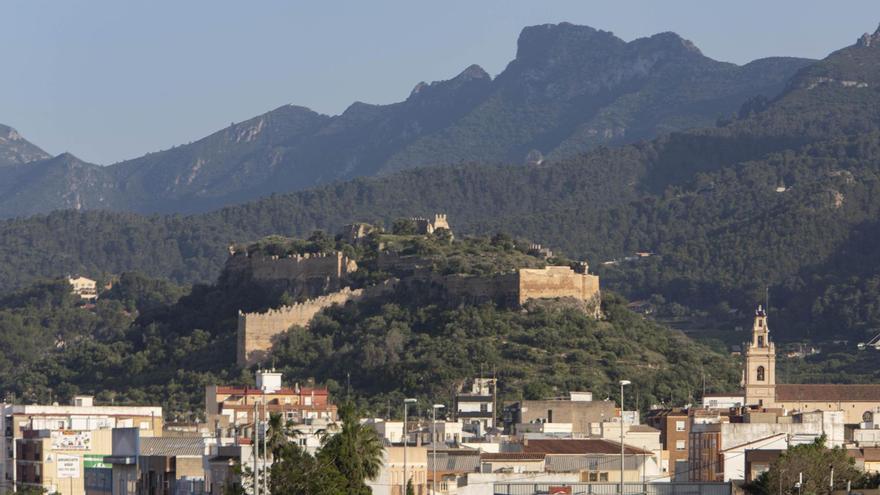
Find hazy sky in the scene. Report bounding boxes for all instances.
[3,1,879,164]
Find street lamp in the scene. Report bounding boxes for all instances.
[403,398,417,493]
[619,380,631,495]
[432,404,445,495]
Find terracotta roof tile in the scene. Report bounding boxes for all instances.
[481,453,546,461]
[775,384,880,402]
[523,439,651,455]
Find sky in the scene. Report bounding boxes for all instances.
[3,1,879,165]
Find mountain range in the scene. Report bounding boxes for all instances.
[3,24,880,345]
[0,23,812,218]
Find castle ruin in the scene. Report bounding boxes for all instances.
[224,249,358,300]
[410,213,451,235]
[237,287,364,367]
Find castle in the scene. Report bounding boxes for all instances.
[410,213,451,235]
[743,306,880,423]
[234,215,601,367]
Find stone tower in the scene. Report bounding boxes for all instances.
[744,305,776,407]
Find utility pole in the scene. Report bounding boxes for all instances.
[403,398,416,493]
[262,392,268,495]
[619,380,631,495]
[432,404,444,494]
[253,401,259,495]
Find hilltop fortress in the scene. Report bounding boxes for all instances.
[235,215,601,366]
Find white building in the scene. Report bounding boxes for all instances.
[0,398,162,492]
[701,393,745,409]
[67,276,98,300]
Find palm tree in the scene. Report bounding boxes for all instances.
[266,412,295,458]
[318,403,384,495]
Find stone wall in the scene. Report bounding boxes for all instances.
[237,287,363,367]
[417,265,600,314]
[224,251,358,299]
[518,266,600,308]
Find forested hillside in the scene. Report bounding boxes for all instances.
[2,27,880,344]
[0,233,741,417]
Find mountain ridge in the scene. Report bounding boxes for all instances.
[0,22,813,218]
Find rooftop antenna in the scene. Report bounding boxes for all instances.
[765,286,770,315]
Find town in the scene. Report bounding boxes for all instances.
[1,216,878,495]
[5,5,880,495]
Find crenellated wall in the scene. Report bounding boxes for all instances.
[224,250,358,300]
[237,287,363,367]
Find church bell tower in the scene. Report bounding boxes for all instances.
[744,305,776,407]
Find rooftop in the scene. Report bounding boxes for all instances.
[775,384,880,402]
[523,439,652,455]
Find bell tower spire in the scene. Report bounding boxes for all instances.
[744,305,776,407]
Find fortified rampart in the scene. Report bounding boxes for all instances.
[395,261,600,314]
[518,266,600,307]
[237,287,364,367]
[224,250,357,300]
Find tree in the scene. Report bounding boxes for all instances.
[747,436,866,495]
[266,412,297,458]
[270,443,347,495]
[406,478,415,495]
[318,403,384,495]
[391,218,417,235]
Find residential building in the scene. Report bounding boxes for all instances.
[646,408,690,481]
[455,378,496,436]
[701,393,745,410]
[205,370,336,430]
[502,392,616,435]
[688,409,843,482]
[68,276,98,301]
[367,445,428,495]
[15,428,113,495]
[1,398,162,493]
[520,439,661,482]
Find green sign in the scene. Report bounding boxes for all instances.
[83,454,110,469]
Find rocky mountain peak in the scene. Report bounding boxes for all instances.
[454,64,490,81]
[0,124,22,140]
[514,23,616,64]
[857,23,880,47]
[0,123,52,167]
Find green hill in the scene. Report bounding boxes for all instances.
[0,234,741,418]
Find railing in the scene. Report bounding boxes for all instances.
[492,482,732,495]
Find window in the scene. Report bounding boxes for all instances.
[547,409,553,423]
[599,473,609,482]
[676,440,686,451]
[589,472,598,482]
[863,411,874,423]
[675,420,686,432]
[757,336,764,347]
[757,366,765,381]
[480,404,488,413]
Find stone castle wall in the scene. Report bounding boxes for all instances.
[224,251,358,300]
[226,251,357,282]
[518,266,600,305]
[237,287,363,367]
[413,265,600,313]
